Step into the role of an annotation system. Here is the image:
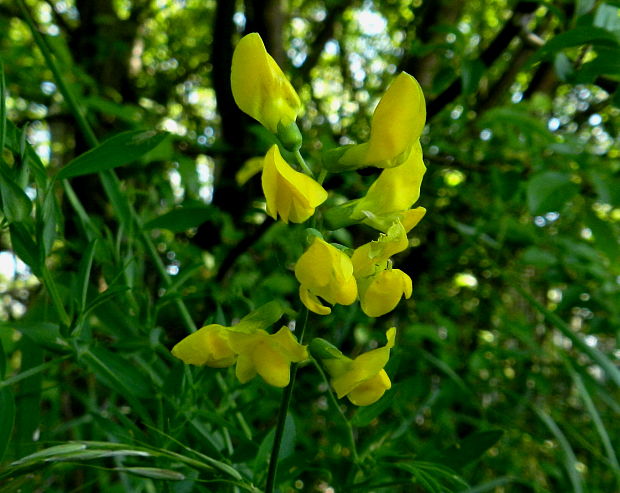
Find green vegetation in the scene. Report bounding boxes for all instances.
[0,1,619,492]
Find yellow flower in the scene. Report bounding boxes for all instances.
[231,33,302,143]
[324,72,425,171]
[358,269,412,318]
[228,326,308,387]
[353,140,427,233]
[294,237,357,315]
[172,325,307,388]
[351,221,409,277]
[171,324,237,368]
[171,302,307,387]
[323,141,428,233]
[351,222,413,317]
[312,328,396,406]
[262,145,328,224]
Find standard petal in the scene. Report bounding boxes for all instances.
[339,72,426,168]
[261,145,327,224]
[271,326,309,363]
[231,33,301,133]
[353,141,426,219]
[295,238,336,289]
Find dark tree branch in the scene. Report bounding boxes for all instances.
[424,1,539,120]
[296,1,354,84]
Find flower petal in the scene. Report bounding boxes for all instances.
[171,324,236,367]
[360,269,412,317]
[261,145,327,224]
[337,73,425,169]
[235,353,257,384]
[299,285,331,315]
[331,328,396,398]
[252,341,292,387]
[346,370,391,406]
[353,140,426,220]
[231,33,301,133]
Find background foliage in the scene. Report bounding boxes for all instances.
[0,0,619,491]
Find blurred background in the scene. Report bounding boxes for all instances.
[0,0,619,492]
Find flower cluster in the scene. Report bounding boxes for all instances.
[171,33,427,407]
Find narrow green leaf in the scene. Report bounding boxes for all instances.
[534,407,584,493]
[9,443,87,466]
[8,223,40,275]
[516,285,620,387]
[457,476,524,493]
[57,130,168,179]
[38,184,59,256]
[0,337,5,380]
[83,347,153,399]
[115,467,186,480]
[0,388,15,463]
[533,26,618,62]
[526,171,578,215]
[144,207,214,232]
[570,367,620,471]
[76,240,97,313]
[0,62,6,154]
[0,168,33,223]
[440,430,504,469]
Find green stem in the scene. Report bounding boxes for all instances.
[265,307,309,493]
[0,355,70,389]
[312,359,360,466]
[294,149,314,177]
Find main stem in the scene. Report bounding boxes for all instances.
[265,307,309,493]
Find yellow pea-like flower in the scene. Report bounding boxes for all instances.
[324,72,426,170]
[323,141,428,233]
[351,221,409,277]
[171,323,307,387]
[262,145,328,223]
[228,326,308,388]
[312,328,396,406]
[231,33,302,140]
[358,268,413,318]
[171,324,237,368]
[353,140,427,233]
[295,237,357,315]
[351,222,413,317]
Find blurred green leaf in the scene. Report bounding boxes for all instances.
[534,407,584,493]
[114,467,186,480]
[83,347,153,399]
[0,388,15,463]
[440,430,504,470]
[533,26,618,62]
[0,168,32,223]
[526,171,578,215]
[57,130,169,179]
[8,223,40,275]
[144,207,214,232]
